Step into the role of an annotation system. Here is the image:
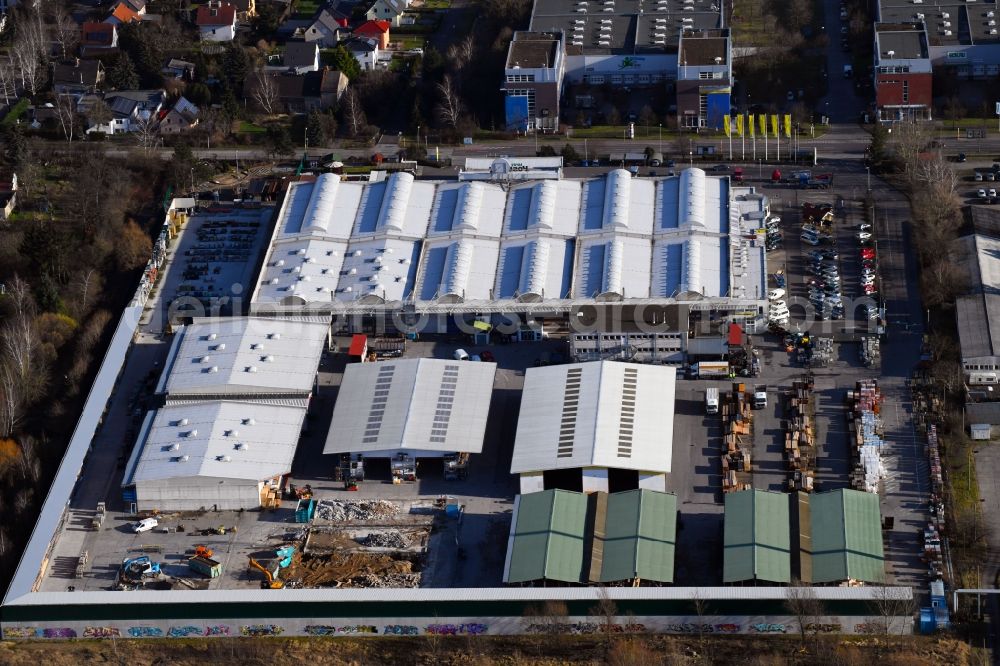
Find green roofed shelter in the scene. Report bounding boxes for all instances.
[503,488,677,585]
[723,489,791,583]
[504,489,589,583]
[809,488,885,584]
[597,489,677,583]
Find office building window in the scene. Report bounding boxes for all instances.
[902,80,909,103]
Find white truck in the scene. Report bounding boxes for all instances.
[705,387,719,415]
[752,384,768,409]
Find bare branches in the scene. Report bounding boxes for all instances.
[785,580,823,643]
[132,114,159,154]
[48,4,79,62]
[250,69,279,116]
[436,75,462,130]
[10,8,49,96]
[342,86,366,138]
[53,94,78,142]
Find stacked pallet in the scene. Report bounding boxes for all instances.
[784,379,816,492]
[722,382,753,493]
[861,336,880,368]
[847,379,886,493]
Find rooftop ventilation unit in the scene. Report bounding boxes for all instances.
[209,366,219,373]
[179,418,189,426]
[170,443,180,451]
[572,40,584,44]
[187,429,198,437]
[916,12,924,18]
[887,49,895,57]
[601,17,612,22]
[990,10,996,16]
[990,18,996,24]
[214,343,226,351]
[243,418,255,425]
[180,455,190,462]
[200,355,211,363]
[991,27,997,32]
[262,355,275,362]
[247,365,258,373]
[236,443,248,451]
[269,332,281,340]
[217,455,232,462]
[654,39,666,44]
[353,249,362,256]
[942,11,949,17]
[944,29,952,35]
[269,278,279,284]
[943,20,951,27]
[297,248,306,255]
[575,6,586,10]
[326,250,336,256]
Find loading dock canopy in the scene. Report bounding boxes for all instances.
[510,361,675,475]
[323,358,497,455]
[503,488,677,584]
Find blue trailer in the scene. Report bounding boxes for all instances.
[294,498,315,523]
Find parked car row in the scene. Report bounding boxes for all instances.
[857,222,879,296]
[765,215,782,251]
[806,248,845,321]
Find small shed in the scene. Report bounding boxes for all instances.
[971,423,992,440]
[348,334,368,361]
[967,402,1000,439]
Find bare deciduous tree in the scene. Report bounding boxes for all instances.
[342,86,366,138]
[49,4,79,61]
[447,35,474,72]
[785,579,823,643]
[436,75,462,130]
[0,57,17,105]
[132,114,159,154]
[10,9,49,95]
[520,599,569,635]
[250,68,279,116]
[53,94,78,142]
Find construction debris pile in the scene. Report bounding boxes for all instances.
[722,382,753,493]
[289,551,421,589]
[784,379,815,492]
[357,531,408,549]
[316,499,398,522]
[847,379,886,494]
[861,336,881,368]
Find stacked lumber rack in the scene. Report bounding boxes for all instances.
[721,381,753,493]
[784,379,816,493]
[846,379,885,493]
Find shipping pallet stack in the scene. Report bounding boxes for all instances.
[784,379,816,492]
[861,336,881,369]
[722,382,753,493]
[846,379,886,493]
[807,337,835,367]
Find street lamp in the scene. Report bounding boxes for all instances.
[688,150,693,168]
[658,123,662,155]
[866,166,871,191]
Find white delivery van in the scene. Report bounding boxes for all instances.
[705,387,719,415]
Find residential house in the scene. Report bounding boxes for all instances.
[264,67,348,114]
[79,22,118,56]
[365,0,410,27]
[0,170,16,222]
[159,96,199,133]
[232,0,256,20]
[345,36,379,71]
[283,41,320,73]
[106,2,141,25]
[196,1,237,41]
[52,59,105,96]
[162,58,196,80]
[88,89,166,134]
[354,19,389,50]
[304,9,347,47]
[122,0,146,13]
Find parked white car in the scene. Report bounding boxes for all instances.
[856,231,872,241]
[768,289,786,301]
[453,348,470,361]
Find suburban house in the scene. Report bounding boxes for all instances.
[196,1,237,42]
[106,2,141,24]
[266,68,348,114]
[232,0,256,20]
[122,0,146,13]
[79,22,118,56]
[304,9,348,47]
[354,19,390,49]
[158,96,199,133]
[88,89,166,134]
[283,41,320,73]
[162,58,196,80]
[345,36,379,71]
[0,170,16,222]
[52,59,105,96]
[365,0,410,27]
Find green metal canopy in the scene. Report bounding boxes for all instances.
[723,489,791,583]
[598,489,677,583]
[505,489,589,584]
[809,489,885,583]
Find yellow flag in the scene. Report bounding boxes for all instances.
[758,114,767,137]
[771,115,779,137]
[748,114,755,138]
[783,114,792,138]
[724,115,731,138]
[735,114,743,137]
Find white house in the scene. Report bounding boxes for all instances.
[87,90,166,134]
[196,0,237,42]
[345,37,379,71]
[304,9,346,47]
[159,96,199,133]
[365,0,410,27]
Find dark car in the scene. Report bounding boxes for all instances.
[480,350,495,363]
[957,153,967,163]
[710,164,732,173]
[666,160,676,168]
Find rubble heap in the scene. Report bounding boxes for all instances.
[357,531,408,549]
[316,499,398,522]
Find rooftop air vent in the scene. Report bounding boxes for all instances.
[200,355,211,363]
[170,443,180,451]
[262,355,275,362]
[209,366,219,373]
[180,455,190,462]
[276,259,285,267]
[179,418,189,426]
[243,418,255,425]
[353,249,362,256]
[215,343,226,351]
[269,332,281,340]
[247,366,258,373]
[187,429,198,437]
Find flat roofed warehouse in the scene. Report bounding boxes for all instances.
[503,488,677,585]
[511,360,674,494]
[123,399,307,511]
[157,317,329,398]
[323,358,497,457]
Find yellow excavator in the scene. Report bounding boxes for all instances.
[247,557,284,589]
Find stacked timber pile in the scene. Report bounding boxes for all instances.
[722,381,753,493]
[846,379,886,493]
[784,379,815,492]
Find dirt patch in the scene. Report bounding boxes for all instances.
[285,550,421,588]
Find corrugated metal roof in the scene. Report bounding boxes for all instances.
[505,490,588,583]
[723,490,791,583]
[600,489,676,583]
[129,400,306,483]
[323,358,496,455]
[162,317,328,396]
[967,402,1000,425]
[511,361,674,475]
[809,489,885,583]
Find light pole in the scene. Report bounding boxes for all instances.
[866,166,871,191]
[658,123,662,155]
[688,150,693,168]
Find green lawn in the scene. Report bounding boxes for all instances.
[1,98,29,127]
[292,0,320,16]
[421,0,451,8]
[237,121,267,134]
[396,35,425,49]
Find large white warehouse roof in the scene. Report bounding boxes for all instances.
[324,358,497,456]
[511,361,674,474]
[126,399,307,484]
[158,317,328,397]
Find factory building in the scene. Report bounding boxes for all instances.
[510,360,674,494]
[323,358,496,480]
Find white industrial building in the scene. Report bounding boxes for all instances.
[511,360,674,494]
[123,399,307,511]
[157,316,330,398]
[324,358,496,461]
[249,167,769,325]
